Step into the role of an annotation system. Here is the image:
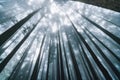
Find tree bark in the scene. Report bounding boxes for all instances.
[74,0,120,12]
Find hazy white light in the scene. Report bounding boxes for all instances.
[50,3,60,14]
[28,0,44,5]
[50,0,53,2]
[28,0,34,5]
[51,23,58,33]
[63,17,71,26]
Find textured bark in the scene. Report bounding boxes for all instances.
[74,0,120,12]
